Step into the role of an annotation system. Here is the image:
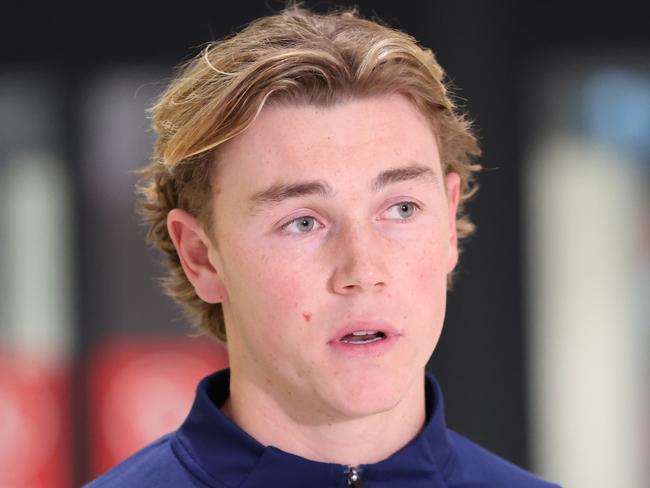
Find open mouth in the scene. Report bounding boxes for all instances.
[339,330,386,345]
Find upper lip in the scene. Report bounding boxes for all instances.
[329,320,400,343]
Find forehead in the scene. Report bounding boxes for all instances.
[214,94,442,192]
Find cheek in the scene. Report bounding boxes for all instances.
[400,241,449,328]
[412,266,447,316]
[227,247,314,324]
[408,236,449,288]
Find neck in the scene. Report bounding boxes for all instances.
[221,369,426,466]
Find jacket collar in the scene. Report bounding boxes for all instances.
[173,369,455,487]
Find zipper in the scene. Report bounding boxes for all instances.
[346,466,364,487]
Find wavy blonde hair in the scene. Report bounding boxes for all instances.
[138,4,481,342]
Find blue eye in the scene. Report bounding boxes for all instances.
[387,201,418,219]
[282,216,317,233]
[397,202,414,218]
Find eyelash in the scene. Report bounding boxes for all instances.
[279,201,421,235]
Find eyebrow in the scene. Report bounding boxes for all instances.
[371,164,437,193]
[246,162,437,214]
[247,180,333,214]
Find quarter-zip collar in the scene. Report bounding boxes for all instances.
[172,369,455,487]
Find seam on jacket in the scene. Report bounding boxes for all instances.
[427,431,453,487]
[235,448,289,488]
[171,430,232,488]
[439,448,456,485]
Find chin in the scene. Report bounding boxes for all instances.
[323,366,415,419]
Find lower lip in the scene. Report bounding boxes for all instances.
[327,334,400,358]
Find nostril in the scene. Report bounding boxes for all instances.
[329,259,389,294]
[371,281,386,291]
[341,280,385,291]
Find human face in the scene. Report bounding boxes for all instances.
[208,94,460,422]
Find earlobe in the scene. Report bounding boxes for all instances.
[445,172,461,273]
[167,208,228,304]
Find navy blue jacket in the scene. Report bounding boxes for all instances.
[85,369,559,487]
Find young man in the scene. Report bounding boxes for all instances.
[87,5,559,487]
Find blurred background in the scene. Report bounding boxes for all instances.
[1,1,648,486]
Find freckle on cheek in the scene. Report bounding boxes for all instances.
[302,312,312,322]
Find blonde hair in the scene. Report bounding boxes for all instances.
[138,4,481,342]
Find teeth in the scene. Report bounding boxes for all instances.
[340,331,386,344]
[341,336,383,344]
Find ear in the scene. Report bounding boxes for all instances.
[166,208,228,303]
[445,172,461,273]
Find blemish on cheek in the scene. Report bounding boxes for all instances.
[302,312,312,322]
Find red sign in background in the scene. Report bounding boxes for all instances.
[0,349,71,488]
[86,337,229,478]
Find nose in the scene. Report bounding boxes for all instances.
[328,221,390,295]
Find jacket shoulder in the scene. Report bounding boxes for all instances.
[446,430,561,488]
[83,434,209,488]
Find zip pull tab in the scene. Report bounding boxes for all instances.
[346,466,364,487]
